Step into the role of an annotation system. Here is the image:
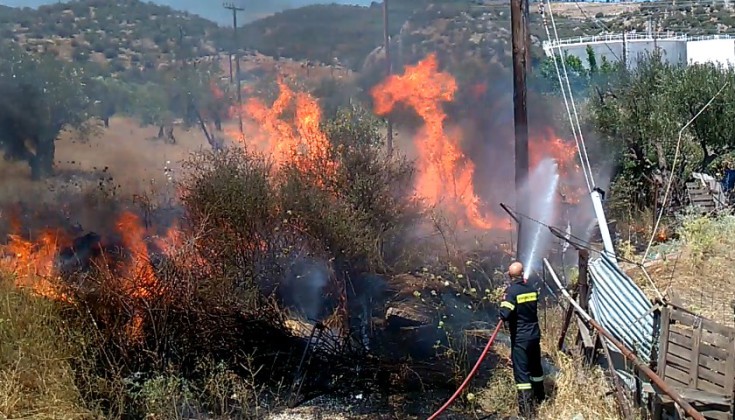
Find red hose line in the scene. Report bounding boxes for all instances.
[427,321,504,420]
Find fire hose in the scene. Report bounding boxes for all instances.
[426,321,503,420]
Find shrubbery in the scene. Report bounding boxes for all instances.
[1,104,420,418]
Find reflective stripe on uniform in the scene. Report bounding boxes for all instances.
[516,292,538,303]
[501,301,515,310]
[516,383,532,390]
[530,375,544,382]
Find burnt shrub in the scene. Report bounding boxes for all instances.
[278,104,419,273]
[59,104,420,417]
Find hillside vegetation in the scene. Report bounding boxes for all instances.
[0,0,606,74]
[556,1,735,35]
[0,0,228,71]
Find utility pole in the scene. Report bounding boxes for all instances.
[383,0,393,154]
[511,0,529,262]
[523,0,532,73]
[224,2,244,134]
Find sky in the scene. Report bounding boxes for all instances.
[0,0,375,25]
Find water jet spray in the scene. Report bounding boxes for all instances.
[519,159,560,279]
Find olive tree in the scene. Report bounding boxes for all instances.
[0,44,91,179]
[589,51,735,211]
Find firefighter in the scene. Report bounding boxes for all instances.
[499,261,546,418]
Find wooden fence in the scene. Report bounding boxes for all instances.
[686,180,726,213]
[654,306,735,420]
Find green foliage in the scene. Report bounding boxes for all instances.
[586,45,598,74]
[132,82,172,127]
[180,148,280,289]
[88,76,134,125]
[672,63,735,170]
[323,103,384,149]
[181,104,417,276]
[1,0,227,71]
[676,213,735,264]
[0,43,92,178]
[283,105,418,272]
[590,52,735,212]
[538,48,621,95]
[239,0,431,70]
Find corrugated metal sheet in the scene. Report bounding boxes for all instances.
[588,253,656,365]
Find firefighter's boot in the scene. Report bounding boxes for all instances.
[517,389,537,419]
[532,380,546,404]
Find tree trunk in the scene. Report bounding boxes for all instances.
[103,116,110,128]
[166,125,176,144]
[30,135,55,180]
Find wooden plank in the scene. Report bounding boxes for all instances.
[695,377,729,396]
[697,411,731,420]
[668,341,695,362]
[690,322,703,388]
[699,354,729,375]
[671,309,735,337]
[666,351,691,371]
[665,364,692,385]
[660,388,733,406]
[385,305,431,327]
[670,325,735,360]
[725,335,735,413]
[670,332,729,361]
[703,328,733,349]
[577,317,594,349]
[697,367,727,391]
[698,342,732,362]
[674,326,734,358]
[658,307,671,380]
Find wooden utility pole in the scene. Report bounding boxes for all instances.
[511,0,529,261]
[383,0,394,154]
[523,0,532,73]
[224,2,244,134]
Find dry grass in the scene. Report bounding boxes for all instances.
[625,213,735,328]
[477,305,622,419]
[0,275,92,419]
[550,1,641,19]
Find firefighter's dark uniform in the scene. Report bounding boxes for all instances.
[499,278,546,417]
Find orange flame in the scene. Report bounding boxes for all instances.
[1,228,70,302]
[371,54,501,230]
[530,127,586,204]
[227,77,337,180]
[1,210,172,340]
[116,211,158,299]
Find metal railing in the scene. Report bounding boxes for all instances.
[542,32,735,49]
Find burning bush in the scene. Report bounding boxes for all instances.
[0,99,428,417]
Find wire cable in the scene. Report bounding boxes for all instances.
[547,0,596,190]
[541,5,592,192]
[640,81,729,264]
